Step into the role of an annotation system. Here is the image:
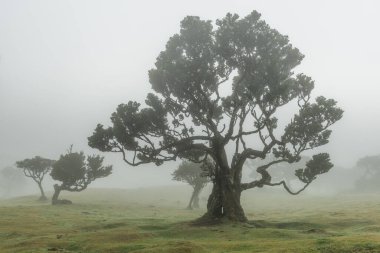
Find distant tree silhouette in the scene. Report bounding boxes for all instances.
[355,155,380,192]
[172,160,211,209]
[0,166,26,198]
[16,156,55,200]
[51,148,112,205]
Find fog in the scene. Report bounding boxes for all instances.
[1,0,380,197]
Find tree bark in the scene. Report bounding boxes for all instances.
[187,185,203,209]
[37,182,47,201]
[197,170,247,223]
[52,184,72,205]
[52,184,61,205]
[196,140,247,223]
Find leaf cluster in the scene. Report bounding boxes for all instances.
[295,153,333,184]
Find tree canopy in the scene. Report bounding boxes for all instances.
[89,10,343,222]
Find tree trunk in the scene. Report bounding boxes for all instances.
[197,175,247,223]
[52,184,61,205]
[52,184,72,205]
[193,183,204,209]
[37,182,47,201]
[196,139,247,224]
[186,188,196,210]
[187,185,202,209]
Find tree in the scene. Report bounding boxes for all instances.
[50,150,112,205]
[0,166,27,198]
[172,160,211,209]
[16,156,55,200]
[355,155,380,192]
[88,11,343,222]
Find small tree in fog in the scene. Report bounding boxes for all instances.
[16,156,55,200]
[172,161,211,209]
[355,155,380,192]
[89,11,343,222]
[50,148,112,205]
[0,166,26,198]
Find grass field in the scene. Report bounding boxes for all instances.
[1,186,380,252]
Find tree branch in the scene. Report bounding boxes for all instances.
[267,181,310,195]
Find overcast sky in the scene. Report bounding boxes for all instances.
[0,0,379,188]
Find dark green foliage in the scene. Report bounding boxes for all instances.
[295,154,333,184]
[16,156,55,200]
[51,149,112,204]
[89,10,343,221]
[51,152,86,185]
[51,151,112,192]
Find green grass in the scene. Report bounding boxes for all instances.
[1,187,380,252]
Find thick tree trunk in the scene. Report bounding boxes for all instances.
[197,176,247,223]
[52,184,61,205]
[37,182,47,201]
[52,184,72,205]
[196,138,247,224]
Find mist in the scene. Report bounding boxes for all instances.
[1,1,379,198]
[2,2,380,252]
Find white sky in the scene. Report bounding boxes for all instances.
[0,0,379,188]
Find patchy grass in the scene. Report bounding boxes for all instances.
[1,187,380,252]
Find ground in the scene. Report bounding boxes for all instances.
[1,186,380,253]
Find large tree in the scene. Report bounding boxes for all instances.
[16,156,55,200]
[89,11,343,222]
[172,160,211,209]
[50,150,112,205]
